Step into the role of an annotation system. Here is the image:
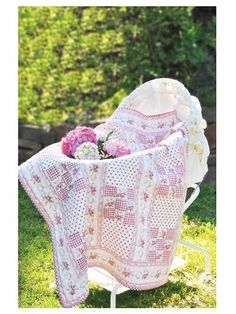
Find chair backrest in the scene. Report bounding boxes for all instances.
[118,78,206,125]
[120,78,186,113]
[101,78,201,146]
[95,78,210,186]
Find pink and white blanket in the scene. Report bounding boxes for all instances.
[18,78,209,307]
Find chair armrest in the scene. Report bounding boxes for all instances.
[183,184,200,212]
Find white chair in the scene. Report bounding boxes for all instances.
[48,78,211,307]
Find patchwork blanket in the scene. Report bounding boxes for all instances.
[18,78,209,307]
[19,125,188,307]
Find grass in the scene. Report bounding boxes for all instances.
[18,182,216,308]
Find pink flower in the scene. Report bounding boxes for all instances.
[55,215,62,224]
[79,248,85,254]
[144,192,149,201]
[118,192,126,198]
[91,186,96,194]
[89,253,97,260]
[63,261,69,270]
[72,168,78,175]
[45,195,53,203]
[148,171,154,178]
[88,226,94,234]
[165,244,171,250]
[158,123,165,129]
[61,127,97,157]
[103,139,131,158]
[87,208,94,216]
[116,215,123,221]
[92,164,99,172]
[122,269,131,277]
[33,174,40,183]
[69,284,76,295]
[140,239,145,247]
[75,126,97,142]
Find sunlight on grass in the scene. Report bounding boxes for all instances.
[18,183,216,308]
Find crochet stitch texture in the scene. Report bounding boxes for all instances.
[18,78,209,307]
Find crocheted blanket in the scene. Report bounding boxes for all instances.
[18,78,209,307]
[19,124,188,308]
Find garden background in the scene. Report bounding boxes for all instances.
[18,6,216,308]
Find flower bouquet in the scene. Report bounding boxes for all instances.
[61,126,131,160]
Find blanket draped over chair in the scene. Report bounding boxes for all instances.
[18,78,209,307]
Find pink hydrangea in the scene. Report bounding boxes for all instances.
[61,127,97,157]
[103,139,131,158]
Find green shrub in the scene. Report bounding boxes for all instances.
[19,7,216,127]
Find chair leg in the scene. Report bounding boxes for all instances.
[110,283,121,308]
[178,239,211,276]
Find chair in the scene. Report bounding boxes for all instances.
[20,78,210,308]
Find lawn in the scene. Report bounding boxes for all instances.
[18,182,216,308]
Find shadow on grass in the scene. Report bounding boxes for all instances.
[184,183,216,225]
[18,181,216,308]
[79,280,199,308]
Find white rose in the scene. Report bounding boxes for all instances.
[188,142,204,154]
[74,142,100,160]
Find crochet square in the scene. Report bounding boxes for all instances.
[175,185,183,198]
[74,178,86,192]
[168,173,177,186]
[115,199,126,211]
[62,172,72,185]
[156,239,165,250]
[166,228,176,240]
[104,207,115,219]
[77,256,87,271]
[157,185,169,196]
[123,212,135,225]
[148,250,157,262]
[69,232,83,248]
[46,166,60,181]
[104,185,117,197]
[127,188,135,200]
[56,187,68,201]
[163,250,171,263]
[150,227,159,238]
